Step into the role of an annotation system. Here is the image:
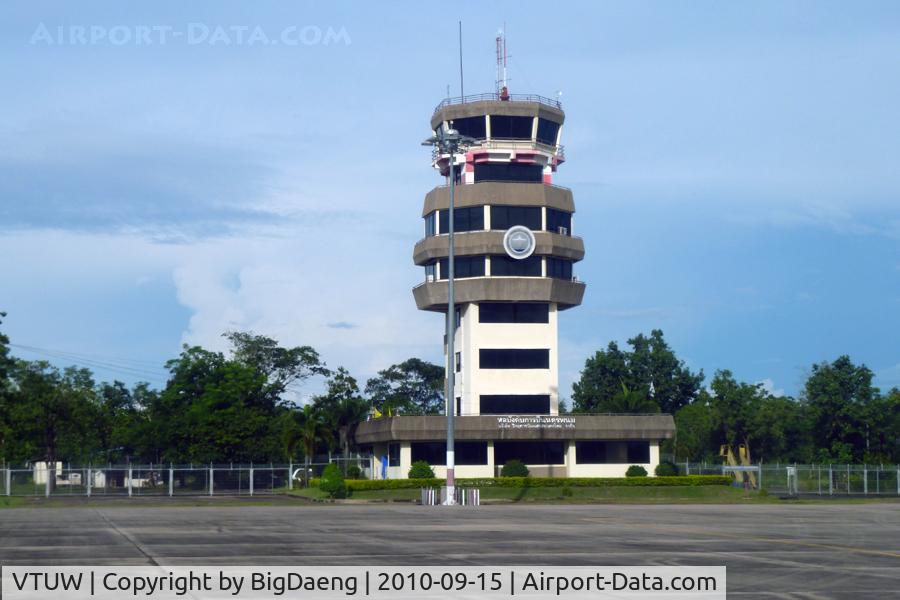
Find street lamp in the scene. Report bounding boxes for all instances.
[422,125,476,505]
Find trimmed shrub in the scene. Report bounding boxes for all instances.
[500,459,530,478]
[408,460,435,479]
[345,465,364,480]
[625,465,649,477]
[654,461,678,477]
[307,475,731,491]
[318,464,347,499]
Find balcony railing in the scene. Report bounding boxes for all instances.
[434,93,562,113]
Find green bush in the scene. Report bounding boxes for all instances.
[318,464,347,499]
[500,459,530,477]
[625,465,649,477]
[345,465,364,480]
[654,461,678,477]
[307,475,731,491]
[408,460,435,479]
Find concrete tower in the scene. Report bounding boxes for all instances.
[413,93,585,417]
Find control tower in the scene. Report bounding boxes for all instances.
[412,89,585,417]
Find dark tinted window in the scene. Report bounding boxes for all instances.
[490,115,533,139]
[411,441,488,465]
[451,116,487,140]
[491,255,542,277]
[546,258,573,280]
[425,263,436,281]
[479,395,550,414]
[490,206,542,230]
[479,302,549,323]
[494,441,565,465]
[474,162,543,183]
[575,441,650,464]
[424,212,436,237]
[546,208,571,234]
[479,349,549,369]
[439,206,484,233]
[388,443,400,467]
[536,118,560,145]
[438,256,484,279]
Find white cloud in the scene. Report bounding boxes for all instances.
[757,378,786,397]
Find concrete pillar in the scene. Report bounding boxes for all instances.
[565,441,577,477]
[128,466,133,497]
[168,467,174,497]
[829,465,833,496]
[250,468,254,496]
[486,441,496,477]
[5,468,10,497]
[86,468,91,497]
[288,460,293,491]
[400,442,412,478]
[209,466,214,496]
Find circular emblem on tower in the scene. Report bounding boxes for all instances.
[503,225,536,260]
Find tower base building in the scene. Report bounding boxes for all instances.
[354,91,674,478]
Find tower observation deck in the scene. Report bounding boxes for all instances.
[413,93,585,417]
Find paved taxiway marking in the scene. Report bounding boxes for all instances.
[580,518,900,560]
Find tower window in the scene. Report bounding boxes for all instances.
[490,206,542,230]
[450,116,486,140]
[479,395,550,415]
[536,118,560,145]
[490,255,542,277]
[439,206,484,233]
[546,258,573,280]
[424,212,437,237]
[479,302,549,323]
[546,208,572,235]
[474,162,543,183]
[438,256,484,279]
[479,349,549,369]
[489,115,533,139]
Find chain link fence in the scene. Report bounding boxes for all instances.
[672,460,900,496]
[1,457,371,498]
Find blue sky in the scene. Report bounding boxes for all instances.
[1,1,898,400]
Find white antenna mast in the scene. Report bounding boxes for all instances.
[495,25,509,100]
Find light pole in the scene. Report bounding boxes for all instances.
[422,125,475,505]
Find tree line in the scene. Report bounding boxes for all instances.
[1,311,897,466]
[570,329,900,464]
[0,313,443,466]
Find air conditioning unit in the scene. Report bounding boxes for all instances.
[557,226,568,235]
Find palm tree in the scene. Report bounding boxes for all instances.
[607,381,660,414]
[296,404,326,486]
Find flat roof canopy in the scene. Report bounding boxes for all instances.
[353,414,675,445]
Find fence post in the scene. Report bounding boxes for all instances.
[864,464,868,496]
[168,466,173,497]
[249,467,254,497]
[209,465,214,496]
[87,468,92,498]
[288,460,293,491]
[817,465,821,495]
[877,465,880,495]
[828,465,833,495]
[128,466,133,497]
[897,465,899,496]
[846,464,850,494]
[757,463,762,490]
[45,466,51,498]
[5,467,10,496]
